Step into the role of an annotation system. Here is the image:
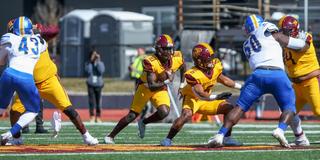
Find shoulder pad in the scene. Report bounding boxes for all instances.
[263,22,279,33]
[0,33,14,45]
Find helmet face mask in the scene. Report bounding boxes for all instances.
[155,34,174,61]
[192,43,215,71]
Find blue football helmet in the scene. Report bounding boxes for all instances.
[13,16,33,35]
[244,14,264,34]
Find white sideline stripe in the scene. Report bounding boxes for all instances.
[188,130,320,134]
[44,122,320,128]
[0,149,320,156]
[0,122,318,130]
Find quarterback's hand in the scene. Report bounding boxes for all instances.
[298,30,307,41]
[215,92,232,100]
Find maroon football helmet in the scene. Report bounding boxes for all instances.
[280,16,299,38]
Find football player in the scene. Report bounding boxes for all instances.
[208,14,308,148]
[104,34,186,144]
[0,16,46,145]
[7,19,98,145]
[279,16,320,146]
[160,43,242,146]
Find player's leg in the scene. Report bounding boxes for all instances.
[38,75,98,145]
[161,108,193,146]
[208,73,262,147]
[34,99,48,133]
[0,71,16,145]
[138,90,170,138]
[290,83,309,146]
[306,76,320,116]
[2,73,41,145]
[215,101,242,146]
[270,70,296,148]
[105,84,151,143]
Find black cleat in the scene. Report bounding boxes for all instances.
[35,127,49,134]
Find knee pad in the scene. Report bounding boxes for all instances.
[63,106,79,119]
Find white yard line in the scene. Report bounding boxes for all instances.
[0,149,320,157]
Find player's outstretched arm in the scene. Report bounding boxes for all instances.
[217,74,242,90]
[272,32,309,51]
[179,63,186,86]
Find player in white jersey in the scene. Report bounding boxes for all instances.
[0,16,47,145]
[208,14,309,148]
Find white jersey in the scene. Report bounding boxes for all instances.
[0,33,47,75]
[243,22,284,70]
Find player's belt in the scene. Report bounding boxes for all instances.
[256,66,282,70]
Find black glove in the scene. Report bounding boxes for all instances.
[215,92,232,100]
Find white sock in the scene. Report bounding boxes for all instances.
[290,115,303,136]
[16,112,38,128]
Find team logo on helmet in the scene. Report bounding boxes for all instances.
[7,19,15,33]
[192,43,215,70]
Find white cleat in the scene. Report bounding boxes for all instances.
[82,133,99,146]
[51,111,62,138]
[1,132,12,146]
[104,136,115,144]
[207,134,224,148]
[272,128,291,148]
[138,119,146,139]
[294,133,310,146]
[6,137,23,146]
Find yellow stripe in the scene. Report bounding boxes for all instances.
[199,43,214,55]
[163,34,173,44]
[19,17,24,35]
[251,15,258,29]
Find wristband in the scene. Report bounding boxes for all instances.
[164,79,170,84]
[234,83,242,90]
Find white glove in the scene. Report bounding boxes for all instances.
[51,111,62,138]
[298,30,307,41]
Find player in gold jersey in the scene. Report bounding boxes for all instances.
[104,34,186,144]
[7,20,98,145]
[160,43,242,146]
[279,16,320,146]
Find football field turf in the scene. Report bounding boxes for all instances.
[0,121,319,160]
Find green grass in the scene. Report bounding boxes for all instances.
[0,121,319,159]
[59,78,240,94]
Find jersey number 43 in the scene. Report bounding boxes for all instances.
[18,37,39,55]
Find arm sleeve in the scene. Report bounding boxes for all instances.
[84,63,92,75]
